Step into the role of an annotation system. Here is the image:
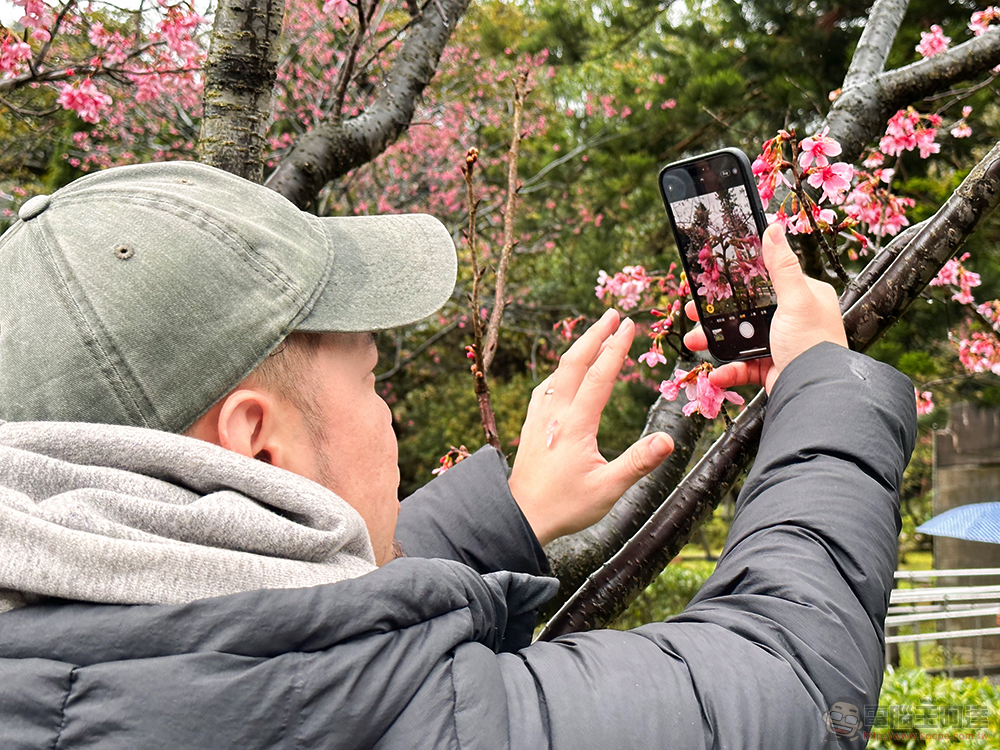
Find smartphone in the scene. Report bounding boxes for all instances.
[658,147,775,362]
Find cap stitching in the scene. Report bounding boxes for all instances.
[177,212,340,434]
[55,192,303,300]
[31,215,157,428]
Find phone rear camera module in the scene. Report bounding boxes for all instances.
[663,174,687,201]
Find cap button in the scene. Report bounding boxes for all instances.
[18,194,50,221]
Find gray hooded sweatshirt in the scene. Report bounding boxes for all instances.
[0,344,916,749]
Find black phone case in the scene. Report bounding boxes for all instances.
[658,147,774,362]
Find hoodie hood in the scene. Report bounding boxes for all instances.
[0,420,376,612]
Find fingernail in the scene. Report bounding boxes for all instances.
[617,317,634,336]
[650,433,672,455]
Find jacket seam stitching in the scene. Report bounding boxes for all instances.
[449,649,463,750]
[51,666,78,750]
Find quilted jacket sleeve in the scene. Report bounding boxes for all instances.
[395,446,549,577]
[497,343,917,750]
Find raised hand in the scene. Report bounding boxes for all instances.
[509,309,674,546]
[683,223,848,394]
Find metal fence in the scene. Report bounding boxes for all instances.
[886,568,1000,678]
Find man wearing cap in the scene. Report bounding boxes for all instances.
[0,162,915,749]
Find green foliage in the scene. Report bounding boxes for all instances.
[869,669,1000,749]
[612,559,716,629]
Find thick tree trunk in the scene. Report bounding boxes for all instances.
[199,0,285,182]
[540,142,1000,638]
[266,0,472,209]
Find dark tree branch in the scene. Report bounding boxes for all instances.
[827,27,1000,163]
[329,0,373,125]
[540,142,1000,638]
[265,0,472,209]
[844,141,1000,349]
[198,0,285,182]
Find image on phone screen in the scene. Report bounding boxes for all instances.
[660,149,776,361]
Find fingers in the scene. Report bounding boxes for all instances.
[572,317,635,431]
[554,309,620,400]
[706,360,769,389]
[600,432,674,498]
[683,326,707,352]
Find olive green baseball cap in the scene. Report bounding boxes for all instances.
[0,161,457,432]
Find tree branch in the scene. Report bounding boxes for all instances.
[483,70,528,372]
[827,27,1000,163]
[841,0,909,90]
[265,0,472,209]
[540,141,1000,638]
[198,0,285,182]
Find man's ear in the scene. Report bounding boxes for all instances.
[216,389,278,462]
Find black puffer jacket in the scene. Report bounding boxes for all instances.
[0,344,916,749]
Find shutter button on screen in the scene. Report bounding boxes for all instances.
[739,321,755,339]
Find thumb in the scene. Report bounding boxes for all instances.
[602,432,674,497]
[761,223,809,303]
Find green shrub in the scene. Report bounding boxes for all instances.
[611,559,716,630]
[867,668,1000,749]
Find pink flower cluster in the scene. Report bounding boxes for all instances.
[57,79,113,124]
[916,25,950,58]
[879,109,941,159]
[0,33,31,76]
[323,0,350,18]
[637,302,682,368]
[659,367,744,419]
[915,389,934,416]
[951,106,973,139]
[431,445,471,476]
[977,300,1000,329]
[753,128,854,236]
[751,131,792,205]
[930,252,981,304]
[970,7,1000,36]
[843,175,914,238]
[694,243,733,305]
[957,332,1000,375]
[595,265,650,310]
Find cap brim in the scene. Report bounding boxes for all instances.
[298,214,457,332]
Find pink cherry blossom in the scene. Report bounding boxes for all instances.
[638,341,667,368]
[930,253,981,304]
[595,266,650,310]
[951,121,972,139]
[915,127,940,159]
[879,109,920,156]
[798,128,842,169]
[957,332,1000,375]
[915,389,934,416]
[323,0,350,17]
[659,368,743,419]
[57,79,113,124]
[0,35,32,75]
[970,7,1000,36]
[916,25,950,58]
[863,151,885,168]
[977,300,1000,331]
[805,161,854,204]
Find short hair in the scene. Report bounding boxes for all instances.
[242,331,329,447]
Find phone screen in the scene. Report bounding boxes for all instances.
[660,149,776,361]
